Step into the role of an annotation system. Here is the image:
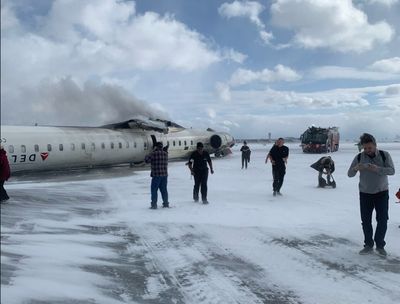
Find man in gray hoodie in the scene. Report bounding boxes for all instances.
[348,133,395,256]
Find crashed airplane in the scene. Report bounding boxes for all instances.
[0,118,235,173]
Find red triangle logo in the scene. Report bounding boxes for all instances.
[40,152,49,161]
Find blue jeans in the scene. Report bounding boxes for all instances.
[151,176,168,207]
[359,190,389,248]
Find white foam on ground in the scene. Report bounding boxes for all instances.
[2,142,399,304]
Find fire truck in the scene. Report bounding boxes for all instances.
[300,126,340,153]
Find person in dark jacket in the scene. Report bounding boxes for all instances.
[0,146,11,202]
[240,141,251,169]
[396,188,400,229]
[145,142,169,209]
[188,142,214,204]
[310,156,335,188]
[348,133,395,256]
[266,138,289,196]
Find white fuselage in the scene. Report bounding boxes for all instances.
[0,125,234,173]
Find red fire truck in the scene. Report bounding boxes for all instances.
[300,126,340,153]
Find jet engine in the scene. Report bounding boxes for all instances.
[210,134,222,149]
[208,133,235,157]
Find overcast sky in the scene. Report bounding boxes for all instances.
[1,0,400,140]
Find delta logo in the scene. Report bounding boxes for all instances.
[40,152,49,161]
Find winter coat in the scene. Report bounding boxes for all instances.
[240,145,251,160]
[347,150,394,194]
[311,157,335,173]
[0,149,11,181]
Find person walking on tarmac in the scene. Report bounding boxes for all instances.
[0,146,11,202]
[310,156,335,188]
[145,142,169,209]
[348,133,395,256]
[266,138,289,196]
[240,141,251,169]
[188,142,214,204]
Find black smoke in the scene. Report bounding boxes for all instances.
[6,77,169,126]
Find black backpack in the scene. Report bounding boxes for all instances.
[357,150,386,165]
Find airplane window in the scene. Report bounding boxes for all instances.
[21,145,26,153]
[81,143,85,150]
[101,143,105,149]
[111,142,114,149]
[47,144,52,151]
[8,145,14,153]
[34,144,39,152]
[191,140,193,146]
[71,143,75,151]
[184,140,187,146]
[167,141,170,146]
[173,141,176,146]
[144,142,147,149]
[179,140,181,146]
[59,144,63,151]
[134,142,137,148]
[118,142,122,149]
[91,143,95,151]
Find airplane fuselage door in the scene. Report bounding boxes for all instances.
[150,135,157,149]
[83,141,95,165]
[142,134,151,151]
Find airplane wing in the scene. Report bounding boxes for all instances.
[101,118,169,133]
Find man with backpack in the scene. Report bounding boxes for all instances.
[348,133,395,256]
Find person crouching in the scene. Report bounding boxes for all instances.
[310,156,335,188]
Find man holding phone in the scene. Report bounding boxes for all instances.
[348,133,395,256]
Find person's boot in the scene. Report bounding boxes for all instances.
[375,247,387,257]
[359,246,373,255]
[318,177,327,188]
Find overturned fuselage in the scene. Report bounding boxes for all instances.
[1,118,235,173]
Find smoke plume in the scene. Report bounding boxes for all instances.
[6,77,169,126]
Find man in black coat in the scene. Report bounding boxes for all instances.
[240,141,251,169]
[266,138,289,196]
[188,142,214,204]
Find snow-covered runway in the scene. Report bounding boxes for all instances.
[1,143,400,304]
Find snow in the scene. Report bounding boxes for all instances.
[1,142,400,304]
